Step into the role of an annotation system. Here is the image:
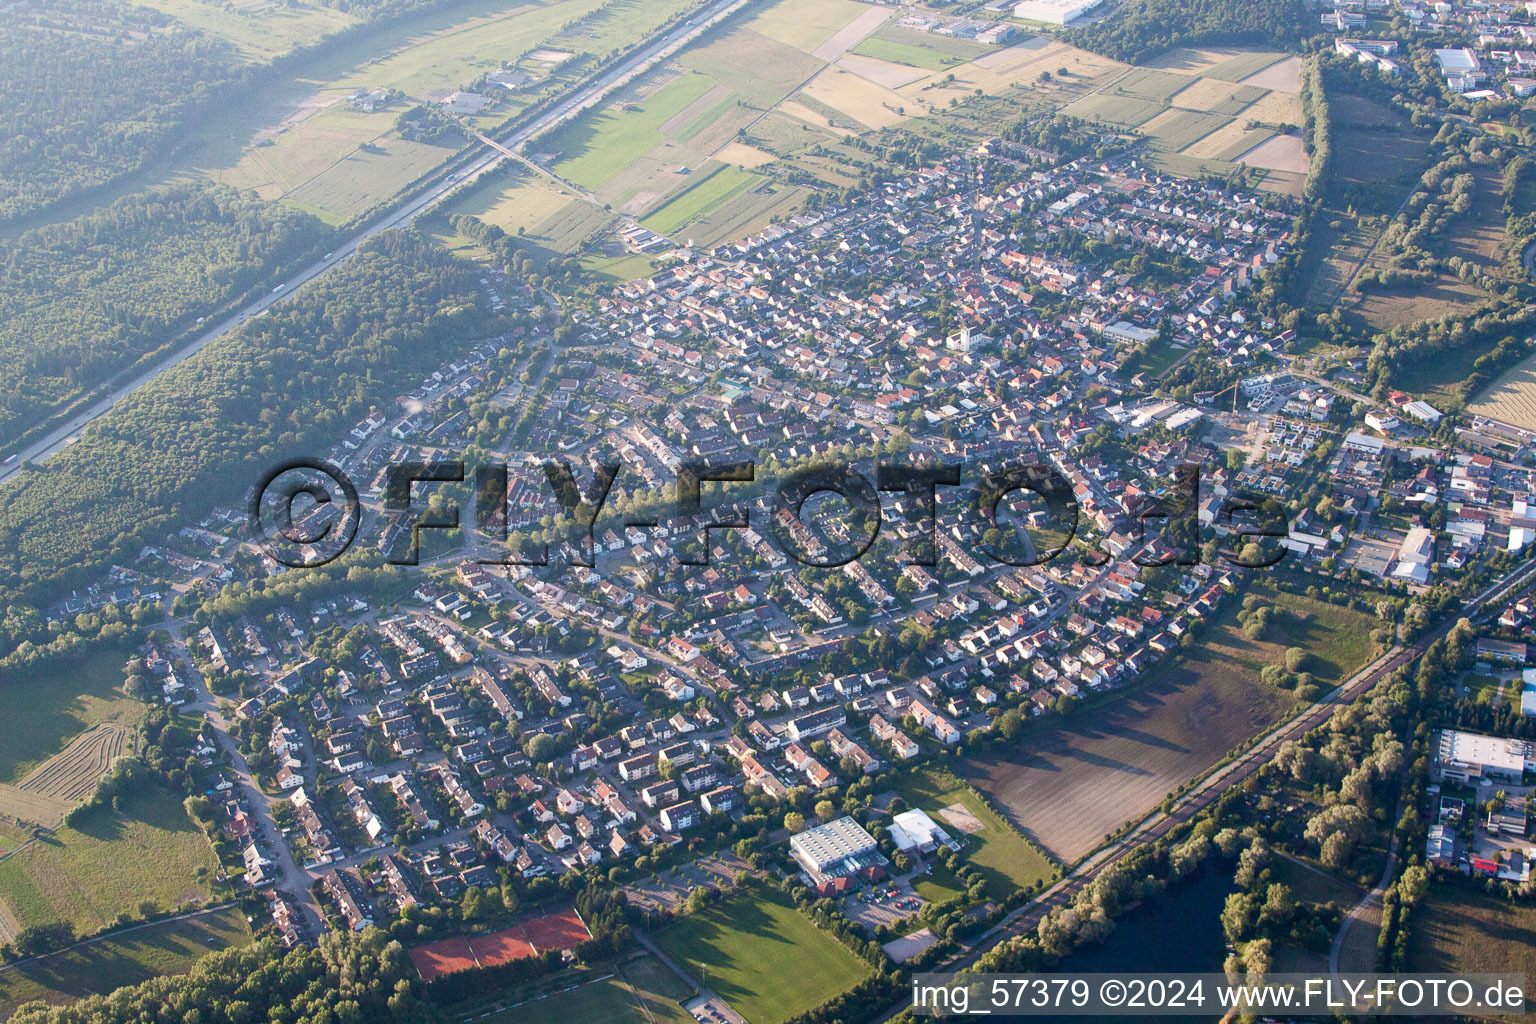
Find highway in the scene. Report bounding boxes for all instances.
[0,0,749,490]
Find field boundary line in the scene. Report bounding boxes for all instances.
[0,902,238,976]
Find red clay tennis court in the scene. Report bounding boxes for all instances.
[409,935,477,983]
[410,906,591,981]
[466,929,537,966]
[520,907,591,952]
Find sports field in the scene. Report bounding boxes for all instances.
[890,768,1056,901]
[411,906,592,982]
[477,954,695,1024]
[655,887,870,1024]
[966,586,1376,863]
[0,905,250,1018]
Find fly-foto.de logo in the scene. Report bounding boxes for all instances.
[249,456,1285,571]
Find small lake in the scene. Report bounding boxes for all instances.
[1030,863,1236,1023]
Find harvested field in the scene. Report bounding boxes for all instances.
[1144,47,1276,76]
[1242,89,1304,126]
[1167,78,1266,114]
[1236,133,1306,172]
[837,54,928,89]
[17,724,133,805]
[744,0,868,54]
[1408,884,1536,979]
[711,141,777,168]
[411,906,591,982]
[1468,351,1536,431]
[777,99,841,130]
[0,787,73,830]
[1240,54,1303,93]
[966,587,1375,864]
[800,66,910,130]
[1182,121,1274,161]
[809,4,890,62]
[973,37,1051,68]
[966,667,1293,863]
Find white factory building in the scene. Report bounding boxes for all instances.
[1014,0,1101,25]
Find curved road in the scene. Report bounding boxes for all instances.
[0,0,749,491]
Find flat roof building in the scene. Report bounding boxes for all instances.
[790,816,880,878]
[889,808,953,854]
[1432,729,1534,784]
[1013,0,1101,24]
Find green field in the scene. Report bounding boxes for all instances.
[1409,885,1536,980]
[655,887,870,1024]
[1143,110,1233,152]
[851,35,969,71]
[132,0,360,61]
[478,954,694,1024]
[0,646,140,785]
[578,251,660,285]
[0,786,218,939]
[890,767,1057,901]
[858,25,992,64]
[1061,93,1165,128]
[1111,67,1196,102]
[285,137,459,225]
[911,860,968,905]
[642,164,765,236]
[549,74,718,190]
[0,905,250,1018]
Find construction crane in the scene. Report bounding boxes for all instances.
[1208,380,1241,414]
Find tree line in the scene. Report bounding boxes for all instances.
[1064,0,1310,65]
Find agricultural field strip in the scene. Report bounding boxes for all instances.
[18,724,134,802]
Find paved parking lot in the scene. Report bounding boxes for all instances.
[685,992,747,1024]
[843,880,924,931]
[625,853,750,914]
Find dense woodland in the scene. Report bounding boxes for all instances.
[8,932,432,1024]
[1065,0,1309,65]
[0,1,237,222]
[0,184,333,446]
[0,229,498,618]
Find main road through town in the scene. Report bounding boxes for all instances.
[0,0,750,490]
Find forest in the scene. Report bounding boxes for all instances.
[0,183,333,447]
[0,229,500,615]
[0,0,237,222]
[7,932,432,1024]
[1065,0,1310,65]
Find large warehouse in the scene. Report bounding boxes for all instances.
[1013,0,1101,25]
[1432,729,1535,784]
[790,816,882,879]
